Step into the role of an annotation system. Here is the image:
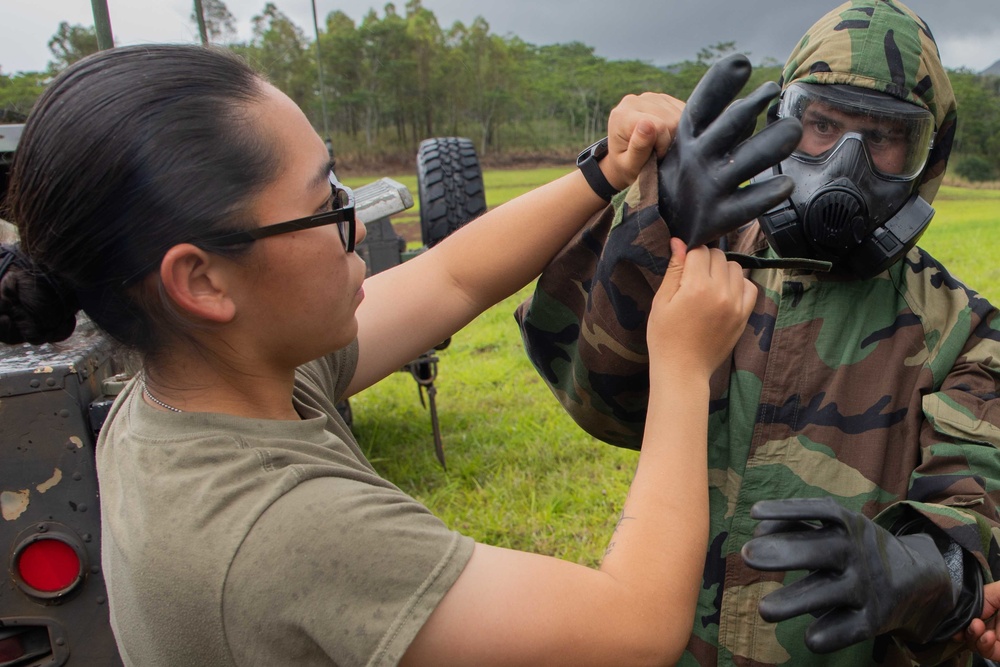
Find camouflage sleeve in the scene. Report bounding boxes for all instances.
[515,157,670,450]
[874,294,1000,662]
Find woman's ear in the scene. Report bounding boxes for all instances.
[157,244,237,324]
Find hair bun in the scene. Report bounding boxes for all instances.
[0,244,79,345]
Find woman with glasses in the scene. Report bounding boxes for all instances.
[0,45,756,666]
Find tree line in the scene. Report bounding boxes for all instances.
[2,0,999,179]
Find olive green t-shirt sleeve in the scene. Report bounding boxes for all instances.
[299,338,359,403]
[221,475,474,666]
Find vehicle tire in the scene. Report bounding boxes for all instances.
[416,137,487,248]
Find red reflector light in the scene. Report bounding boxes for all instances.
[16,539,82,593]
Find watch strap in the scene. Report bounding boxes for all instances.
[576,137,619,202]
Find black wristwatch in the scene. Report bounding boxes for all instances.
[576,137,620,202]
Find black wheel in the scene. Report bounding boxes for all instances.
[416,137,487,248]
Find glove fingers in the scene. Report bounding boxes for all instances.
[742,528,847,572]
[683,53,752,136]
[698,81,783,159]
[805,608,873,654]
[682,175,794,248]
[750,497,848,525]
[758,571,862,623]
[753,518,818,538]
[722,117,803,185]
[708,175,794,232]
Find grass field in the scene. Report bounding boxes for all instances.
[345,167,1000,567]
[918,186,1000,300]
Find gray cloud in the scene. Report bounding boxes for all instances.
[409,0,999,72]
[2,0,997,75]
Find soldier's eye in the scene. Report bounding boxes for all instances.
[813,120,836,135]
[867,130,890,146]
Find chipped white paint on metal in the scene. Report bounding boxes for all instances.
[37,468,63,493]
[1,489,30,521]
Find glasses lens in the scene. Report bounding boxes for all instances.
[329,176,356,252]
[338,219,350,250]
[780,83,935,180]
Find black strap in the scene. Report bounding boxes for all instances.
[724,251,833,273]
[577,138,619,202]
[579,160,618,202]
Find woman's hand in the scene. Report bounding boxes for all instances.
[956,581,1000,660]
[400,243,752,667]
[350,92,686,395]
[602,92,685,191]
[647,237,756,379]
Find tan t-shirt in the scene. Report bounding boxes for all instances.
[97,342,474,666]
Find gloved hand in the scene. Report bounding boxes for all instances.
[658,53,803,248]
[740,497,977,653]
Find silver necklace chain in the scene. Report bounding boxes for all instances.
[142,378,183,413]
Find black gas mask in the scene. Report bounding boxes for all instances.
[756,83,937,279]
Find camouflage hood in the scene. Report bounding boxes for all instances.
[772,0,957,203]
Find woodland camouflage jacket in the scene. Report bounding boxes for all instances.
[515,3,998,664]
[516,162,1000,665]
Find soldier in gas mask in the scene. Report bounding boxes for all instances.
[516,1,1000,665]
[754,76,940,279]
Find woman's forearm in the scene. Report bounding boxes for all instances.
[427,168,611,310]
[597,361,712,656]
[351,96,680,396]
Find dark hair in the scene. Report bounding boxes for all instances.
[0,44,278,354]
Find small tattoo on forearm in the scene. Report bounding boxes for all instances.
[605,512,635,557]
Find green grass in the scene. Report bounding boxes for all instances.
[344,166,576,252]
[348,170,999,567]
[481,167,575,208]
[351,283,638,566]
[917,186,1000,301]
[343,165,573,213]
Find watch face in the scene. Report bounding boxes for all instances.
[578,138,609,165]
[593,138,609,160]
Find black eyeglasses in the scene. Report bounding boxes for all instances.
[121,171,356,287]
[198,171,356,252]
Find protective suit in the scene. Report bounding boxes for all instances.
[515,2,999,665]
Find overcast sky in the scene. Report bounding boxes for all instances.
[3,0,999,76]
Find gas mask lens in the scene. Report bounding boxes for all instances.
[778,83,935,180]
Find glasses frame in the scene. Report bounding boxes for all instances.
[197,171,356,252]
[120,172,356,288]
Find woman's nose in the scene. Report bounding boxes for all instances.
[354,217,367,247]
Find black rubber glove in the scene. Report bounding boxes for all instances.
[658,53,803,248]
[740,497,981,653]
